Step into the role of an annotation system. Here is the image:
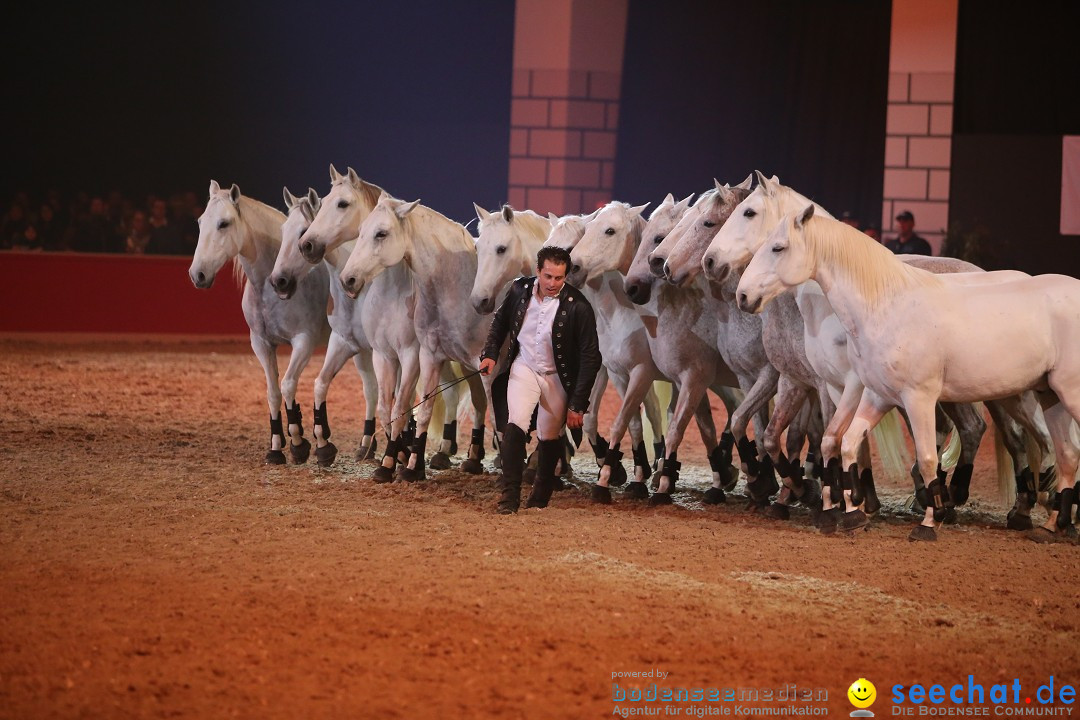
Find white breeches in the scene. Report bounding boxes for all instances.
[507,359,567,440]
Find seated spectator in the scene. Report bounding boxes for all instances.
[125,210,152,254]
[0,202,30,249]
[146,198,185,255]
[885,210,932,255]
[36,203,66,251]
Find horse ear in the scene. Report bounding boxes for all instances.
[754,170,770,193]
[736,173,753,191]
[307,187,320,212]
[795,204,815,228]
[662,193,675,207]
[679,193,695,210]
[629,202,650,218]
[283,186,298,209]
[229,184,242,204]
[329,164,342,182]
[473,202,491,222]
[547,211,561,225]
[714,178,725,193]
[394,199,420,218]
[347,167,361,187]
[377,190,393,204]
[715,184,735,203]
[501,204,514,223]
[209,179,221,196]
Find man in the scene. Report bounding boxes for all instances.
[885,210,932,255]
[478,246,602,514]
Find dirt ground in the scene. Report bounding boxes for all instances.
[1,336,1078,720]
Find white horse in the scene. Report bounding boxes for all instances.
[279,166,466,477]
[544,208,674,496]
[572,194,746,504]
[737,206,1080,542]
[647,182,782,510]
[270,186,379,466]
[470,203,615,476]
[339,192,493,481]
[189,181,330,463]
[703,173,1055,532]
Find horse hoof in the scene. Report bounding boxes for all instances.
[816,507,841,534]
[429,452,453,470]
[396,465,425,483]
[553,475,567,492]
[624,481,649,500]
[608,462,627,487]
[459,459,486,474]
[591,485,612,505]
[372,465,396,484]
[863,494,881,516]
[908,525,937,542]
[703,487,727,505]
[796,482,821,509]
[840,509,869,532]
[649,492,673,507]
[355,439,378,462]
[315,442,338,467]
[1006,510,1033,531]
[722,467,739,493]
[265,449,287,465]
[290,438,311,464]
[744,498,770,513]
[764,502,790,520]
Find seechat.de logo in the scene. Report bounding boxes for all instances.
[849,678,878,717]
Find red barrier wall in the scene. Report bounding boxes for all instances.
[0,252,249,335]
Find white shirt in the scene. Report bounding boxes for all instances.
[516,286,558,373]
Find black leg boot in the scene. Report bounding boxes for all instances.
[526,438,562,509]
[496,424,527,514]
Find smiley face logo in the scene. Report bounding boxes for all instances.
[848,678,877,709]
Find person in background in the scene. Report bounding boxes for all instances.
[125,210,152,254]
[885,210,931,255]
[864,225,881,243]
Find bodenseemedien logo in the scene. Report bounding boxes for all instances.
[849,678,877,717]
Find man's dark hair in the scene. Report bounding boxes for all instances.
[537,245,572,272]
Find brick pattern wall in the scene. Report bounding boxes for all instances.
[508,69,620,216]
[883,71,954,254]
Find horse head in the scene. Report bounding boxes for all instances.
[737,204,817,314]
[655,175,752,288]
[624,193,693,305]
[270,187,321,299]
[570,201,649,287]
[339,192,419,299]
[471,203,550,314]
[189,180,245,289]
[299,164,382,264]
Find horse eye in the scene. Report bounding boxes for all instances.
[744,208,757,218]
[337,200,349,209]
[653,235,664,245]
[605,228,615,236]
[496,246,506,255]
[374,230,388,240]
[772,244,785,253]
[703,220,716,228]
[217,220,229,230]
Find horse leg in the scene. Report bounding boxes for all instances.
[397,351,443,482]
[351,347,379,463]
[251,334,286,464]
[367,351,397,474]
[729,366,780,510]
[281,333,317,464]
[650,375,709,507]
[585,366,610,467]
[429,363,461,470]
[457,367,491,477]
[817,378,867,533]
[309,332,355,468]
[691,393,726,504]
[1028,403,1080,544]
[938,402,985,510]
[374,348,420,483]
[761,376,810,521]
[640,383,665,481]
[837,390,895,533]
[591,365,654,504]
[993,392,1056,504]
[985,401,1036,529]
[711,385,741,489]
[893,390,948,542]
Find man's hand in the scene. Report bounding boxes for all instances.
[479,358,496,376]
[566,409,584,430]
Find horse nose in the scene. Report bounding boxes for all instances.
[272,274,287,290]
[737,291,748,311]
[649,255,665,277]
[704,255,715,271]
[572,263,581,275]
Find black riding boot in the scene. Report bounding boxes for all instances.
[525,438,562,509]
[496,424,528,514]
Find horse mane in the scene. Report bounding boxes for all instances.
[802,214,940,308]
[228,195,286,289]
[504,207,551,242]
[405,203,476,254]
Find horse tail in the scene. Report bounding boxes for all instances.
[871,408,910,484]
[939,422,963,471]
[995,425,1015,506]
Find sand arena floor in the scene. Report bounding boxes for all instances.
[1,337,1078,719]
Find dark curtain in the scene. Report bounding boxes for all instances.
[614,0,892,230]
[7,1,514,223]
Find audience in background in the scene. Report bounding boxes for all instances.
[0,189,203,255]
[885,209,932,255]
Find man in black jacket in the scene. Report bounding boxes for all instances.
[479,246,602,513]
